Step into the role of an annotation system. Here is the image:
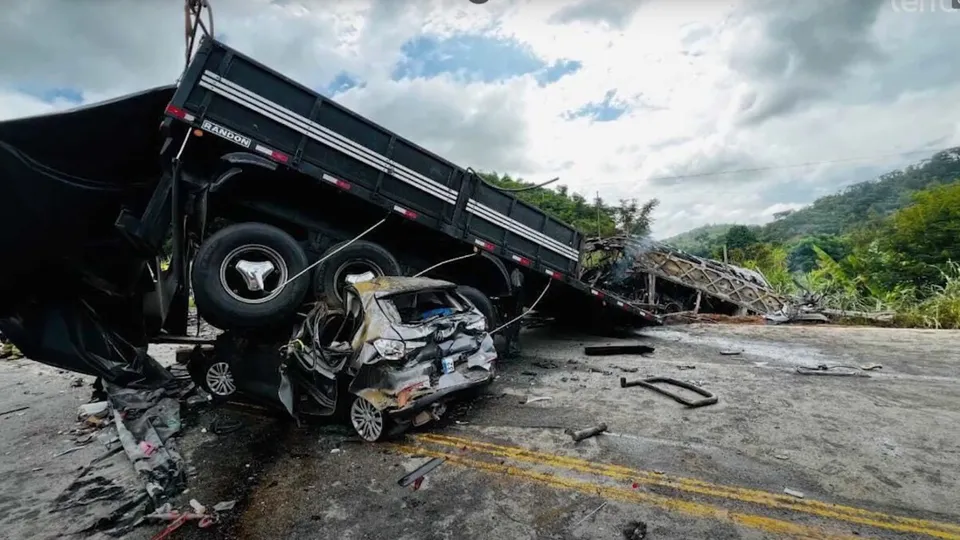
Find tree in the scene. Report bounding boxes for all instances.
[615,198,660,237]
[723,225,759,250]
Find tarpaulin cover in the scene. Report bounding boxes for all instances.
[0,298,173,387]
[0,85,174,299]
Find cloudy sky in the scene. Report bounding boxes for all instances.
[2,0,959,238]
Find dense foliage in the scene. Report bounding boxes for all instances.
[658,148,960,328]
[480,172,659,238]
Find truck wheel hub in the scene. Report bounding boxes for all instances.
[219,244,288,304]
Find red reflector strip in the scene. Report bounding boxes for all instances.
[511,255,532,266]
[591,289,605,298]
[321,173,351,190]
[393,205,418,220]
[165,105,195,122]
[544,269,560,279]
[473,239,495,251]
[254,144,289,163]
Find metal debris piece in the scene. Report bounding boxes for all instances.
[584,345,655,356]
[53,445,87,457]
[784,488,805,498]
[565,423,608,442]
[398,457,445,487]
[0,405,29,417]
[574,501,608,526]
[620,377,718,408]
[522,396,553,405]
[719,350,742,356]
[796,365,869,377]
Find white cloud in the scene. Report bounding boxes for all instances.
[2,0,959,240]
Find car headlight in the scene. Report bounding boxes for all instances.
[465,318,487,332]
[373,339,426,360]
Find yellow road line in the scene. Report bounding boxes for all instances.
[394,444,857,540]
[413,433,960,540]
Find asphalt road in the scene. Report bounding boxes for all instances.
[2,323,959,539]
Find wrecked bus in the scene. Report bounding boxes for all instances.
[0,36,658,409]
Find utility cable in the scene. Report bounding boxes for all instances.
[490,280,552,335]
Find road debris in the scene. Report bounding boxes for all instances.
[210,417,243,435]
[677,365,696,370]
[719,350,742,356]
[398,457,445,488]
[565,423,608,442]
[522,396,553,405]
[620,376,718,408]
[53,445,88,457]
[796,364,871,377]
[774,454,790,460]
[212,500,237,512]
[612,365,639,373]
[584,345,655,356]
[621,519,648,540]
[589,367,615,375]
[784,488,805,499]
[861,364,883,371]
[0,405,30,417]
[532,360,560,369]
[573,501,608,526]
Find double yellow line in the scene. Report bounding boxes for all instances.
[396,433,960,540]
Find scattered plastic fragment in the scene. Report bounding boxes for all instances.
[212,500,237,512]
[139,441,158,457]
[77,401,109,419]
[189,499,206,515]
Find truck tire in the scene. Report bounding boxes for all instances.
[192,222,310,330]
[313,240,401,308]
[456,286,499,328]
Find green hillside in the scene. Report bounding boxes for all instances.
[665,147,960,255]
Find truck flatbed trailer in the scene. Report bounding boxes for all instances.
[162,36,658,329]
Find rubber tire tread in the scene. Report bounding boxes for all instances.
[192,222,309,330]
[313,240,401,309]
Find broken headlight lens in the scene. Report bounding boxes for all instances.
[465,318,487,332]
[373,339,427,360]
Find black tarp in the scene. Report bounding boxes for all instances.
[0,85,175,300]
[0,86,176,386]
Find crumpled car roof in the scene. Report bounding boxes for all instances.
[350,276,457,299]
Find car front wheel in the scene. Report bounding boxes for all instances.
[349,395,408,442]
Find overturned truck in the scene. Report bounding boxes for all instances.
[0,37,659,438]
